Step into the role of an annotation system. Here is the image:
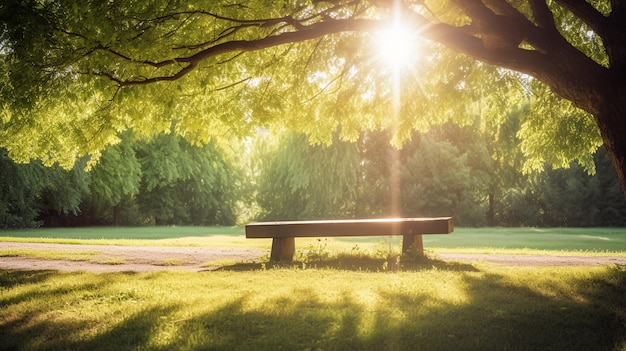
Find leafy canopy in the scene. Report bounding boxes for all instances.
[0,0,606,173]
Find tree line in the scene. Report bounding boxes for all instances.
[256,124,626,227]
[2,112,625,229]
[0,131,239,228]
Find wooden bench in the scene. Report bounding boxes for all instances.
[245,217,453,261]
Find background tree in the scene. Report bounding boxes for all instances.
[256,131,359,220]
[0,149,45,228]
[481,104,528,226]
[0,149,88,227]
[539,148,626,226]
[135,132,240,226]
[88,132,141,226]
[399,132,477,224]
[135,132,192,225]
[174,138,240,226]
[354,131,397,217]
[37,158,90,226]
[354,128,488,225]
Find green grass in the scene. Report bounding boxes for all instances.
[0,226,245,240]
[0,249,100,261]
[1,263,625,351]
[423,227,626,252]
[155,258,186,266]
[334,227,626,253]
[1,227,626,350]
[1,226,626,254]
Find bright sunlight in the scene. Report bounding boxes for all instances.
[372,11,421,73]
[375,23,417,69]
[371,17,422,217]
[370,13,424,217]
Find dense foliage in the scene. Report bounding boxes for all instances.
[0,149,88,228]
[2,0,626,199]
[254,125,626,227]
[0,132,241,228]
[2,120,626,228]
[2,1,626,228]
[256,132,360,220]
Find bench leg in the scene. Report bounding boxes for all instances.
[402,234,424,256]
[270,237,295,262]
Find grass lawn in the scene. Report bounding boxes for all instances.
[1,264,625,351]
[0,226,245,240]
[1,226,625,350]
[1,226,625,254]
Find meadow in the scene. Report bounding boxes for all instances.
[1,227,625,350]
[2,226,626,252]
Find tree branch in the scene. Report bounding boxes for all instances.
[98,18,379,87]
[554,0,608,36]
[417,17,545,74]
[523,0,574,54]
[91,0,608,114]
[529,0,557,30]
[411,1,608,112]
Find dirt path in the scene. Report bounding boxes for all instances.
[0,242,266,272]
[1,242,625,272]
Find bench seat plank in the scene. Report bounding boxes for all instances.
[246,217,453,238]
[246,217,453,261]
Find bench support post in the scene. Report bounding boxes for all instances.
[270,237,295,261]
[402,234,424,256]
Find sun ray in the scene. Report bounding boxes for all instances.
[370,9,424,217]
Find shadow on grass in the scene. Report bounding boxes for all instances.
[0,270,109,307]
[217,253,479,273]
[0,269,56,288]
[1,266,625,351]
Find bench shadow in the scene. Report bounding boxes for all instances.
[215,254,479,272]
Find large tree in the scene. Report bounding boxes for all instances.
[2,1,625,195]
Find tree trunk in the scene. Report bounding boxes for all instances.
[486,192,495,226]
[113,204,120,227]
[595,94,626,200]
